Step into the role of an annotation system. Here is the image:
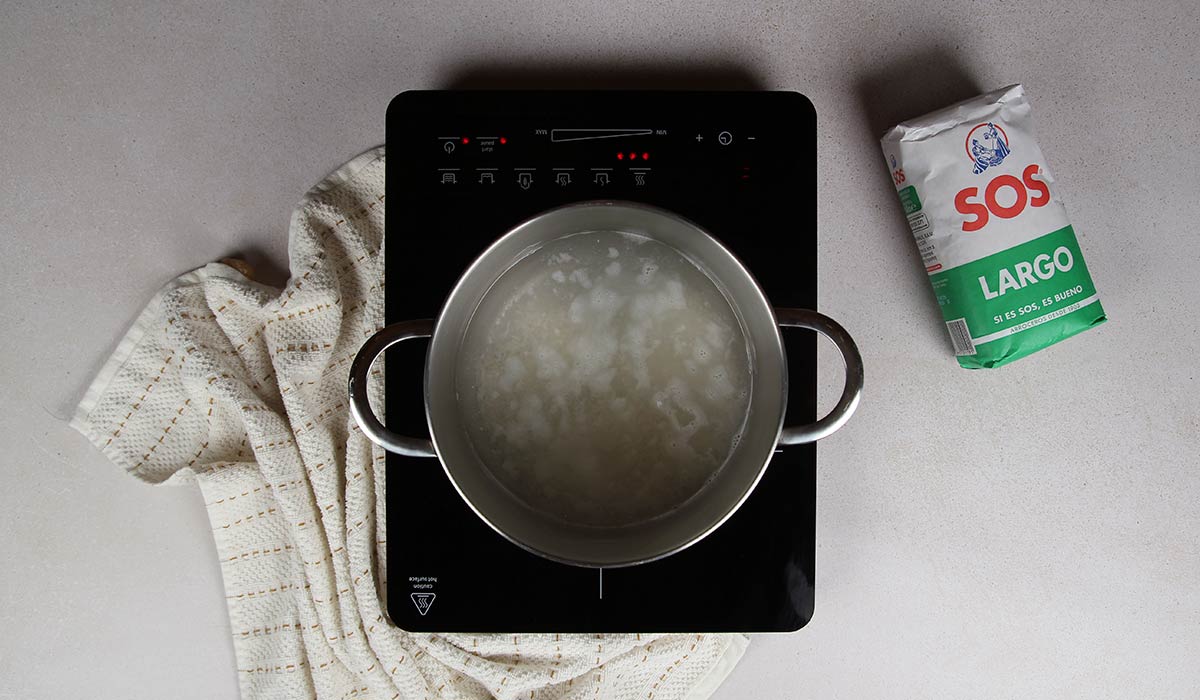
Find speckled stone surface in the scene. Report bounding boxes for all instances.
[2,2,1197,698]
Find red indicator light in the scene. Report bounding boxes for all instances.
[499,137,507,144]
[642,152,650,160]
[617,152,624,160]
[461,137,470,144]
[629,152,638,160]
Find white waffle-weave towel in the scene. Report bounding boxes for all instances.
[71,147,748,700]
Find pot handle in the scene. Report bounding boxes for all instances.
[347,320,438,458]
[775,308,864,445]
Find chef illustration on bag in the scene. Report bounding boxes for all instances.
[968,122,1011,174]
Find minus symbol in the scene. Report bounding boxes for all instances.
[747,136,756,140]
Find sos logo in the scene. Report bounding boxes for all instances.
[954,164,1050,232]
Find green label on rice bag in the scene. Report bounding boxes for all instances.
[898,186,922,215]
[930,224,1106,368]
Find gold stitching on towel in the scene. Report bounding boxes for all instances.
[214,507,277,530]
[224,543,294,563]
[238,660,306,674]
[253,436,296,451]
[105,351,175,447]
[206,478,305,506]
[186,441,209,467]
[226,581,309,600]
[131,397,191,472]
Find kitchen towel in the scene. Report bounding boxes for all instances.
[71,147,748,700]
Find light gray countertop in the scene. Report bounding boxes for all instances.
[2,2,1198,698]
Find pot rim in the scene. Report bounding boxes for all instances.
[423,200,790,568]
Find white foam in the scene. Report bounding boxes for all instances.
[498,356,525,390]
[456,230,753,528]
[568,268,593,288]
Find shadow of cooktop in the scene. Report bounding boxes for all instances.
[441,59,766,91]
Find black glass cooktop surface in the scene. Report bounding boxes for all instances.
[386,90,816,632]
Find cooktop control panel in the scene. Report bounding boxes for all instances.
[424,125,755,193]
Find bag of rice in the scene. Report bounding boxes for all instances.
[880,84,1106,369]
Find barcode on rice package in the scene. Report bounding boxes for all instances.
[946,319,976,356]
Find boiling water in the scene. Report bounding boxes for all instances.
[456,231,753,528]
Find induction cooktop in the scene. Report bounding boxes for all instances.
[385,90,817,632]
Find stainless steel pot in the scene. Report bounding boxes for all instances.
[349,202,863,568]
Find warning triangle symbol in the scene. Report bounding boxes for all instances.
[411,592,436,616]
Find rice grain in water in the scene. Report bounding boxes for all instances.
[456,231,753,528]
